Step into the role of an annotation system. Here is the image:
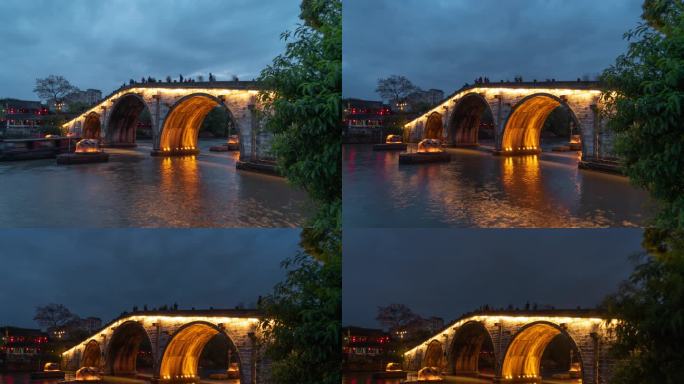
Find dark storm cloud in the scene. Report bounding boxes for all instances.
[343,229,643,328]
[0,0,301,99]
[343,0,643,99]
[0,229,299,328]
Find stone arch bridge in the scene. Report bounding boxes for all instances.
[403,310,617,383]
[61,310,266,384]
[404,81,614,167]
[62,81,272,162]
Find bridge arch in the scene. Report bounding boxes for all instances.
[105,320,153,376]
[422,340,444,370]
[448,93,494,146]
[159,93,237,155]
[501,93,582,154]
[501,321,584,382]
[449,321,496,376]
[158,320,243,383]
[424,112,444,141]
[81,340,102,368]
[106,93,151,147]
[83,112,102,140]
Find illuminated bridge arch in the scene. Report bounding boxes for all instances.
[105,320,154,376]
[404,311,616,384]
[62,82,265,162]
[422,339,444,369]
[501,321,584,382]
[424,112,444,141]
[403,82,610,166]
[449,321,496,376]
[158,93,237,156]
[158,320,242,382]
[105,93,151,148]
[81,340,102,368]
[83,112,102,140]
[447,93,494,147]
[501,93,582,155]
[62,310,263,384]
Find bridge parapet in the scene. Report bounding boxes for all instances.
[403,310,617,384]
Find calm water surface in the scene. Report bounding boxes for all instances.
[343,145,651,227]
[343,373,578,384]
[0,139,311,227]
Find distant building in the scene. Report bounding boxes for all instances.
[342,326,391,371]
[0,98,50,138]
[404,88,444,112]
[342,98,392,143]
[0,326,49,370]
[48,89,102,112]
[48,317,102,341]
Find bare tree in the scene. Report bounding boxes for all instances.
[376,303,420,332]
[375,75,418,105]
[34,303,78,329]
[33,75,78,108]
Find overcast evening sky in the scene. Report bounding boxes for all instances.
[344,229,644,329]
[0,0,300,100]
[343,0,643,100]
[0,229,299,329]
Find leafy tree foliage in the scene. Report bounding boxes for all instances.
[603,229,684,384]
[258,0,341,230]
[258,238,341,384]
[33,75,78,104]
[600,0,684,228]
[376,75,418,105]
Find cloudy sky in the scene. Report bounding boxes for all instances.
[344,228,644,328]
[0,0,301,100]
[0,229,299,328]
[343,0,643,100]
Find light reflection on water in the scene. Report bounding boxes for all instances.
[343,144,652,227]
[0,139,311,227]
[343,373,579,384]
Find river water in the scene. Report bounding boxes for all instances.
[0,139,311,227]
[343,373,578,383]
[343,145,651,227]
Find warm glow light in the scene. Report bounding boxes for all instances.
[403,85,601,134]
[502,95,560,153]
[403,314,615,359]
[75,139,101,153]
[417,139,443,153]
[501,323,561,380]
[385,134,402,144]
[386,362,402,372]
[75,367,101,382]
[417,367,443,381]
[44,363,60,372]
